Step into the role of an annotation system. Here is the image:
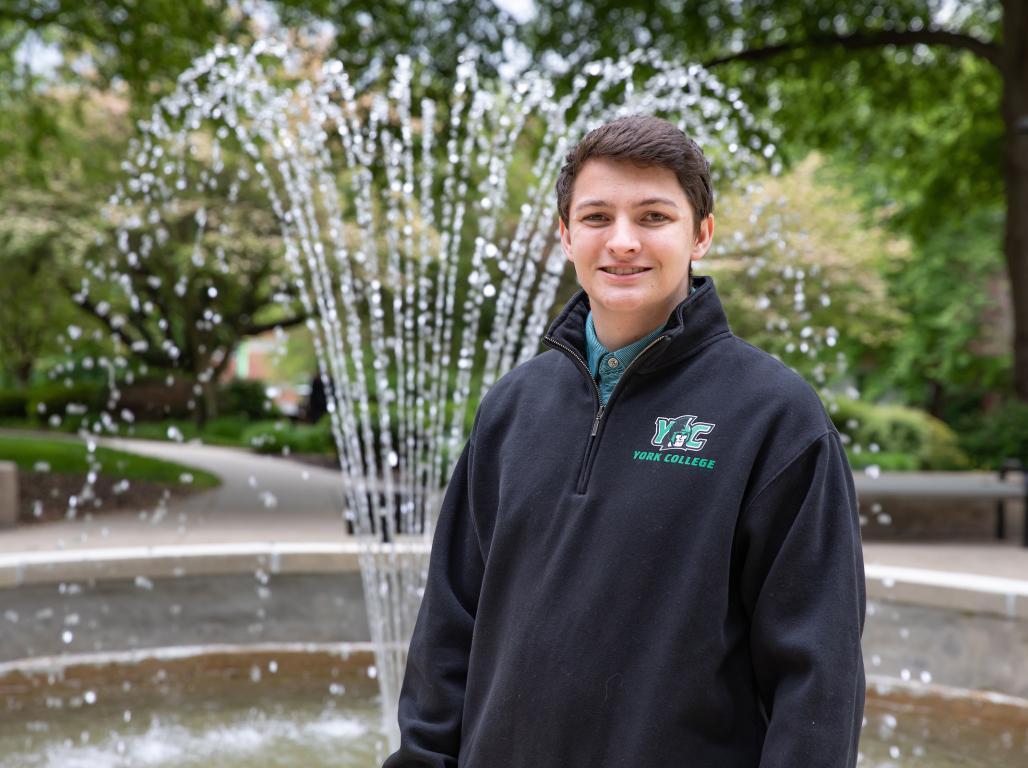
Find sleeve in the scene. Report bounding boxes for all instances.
[737,430,866,768]
[382,437,485,768]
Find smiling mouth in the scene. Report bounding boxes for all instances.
[600,266,650,276]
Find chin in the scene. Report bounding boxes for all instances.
[589,291,650,314]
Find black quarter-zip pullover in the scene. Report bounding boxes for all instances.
[384,275,866,768]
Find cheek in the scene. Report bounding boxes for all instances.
[649,239,692,269]
[568,232,602,262]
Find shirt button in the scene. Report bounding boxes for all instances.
[607,357,619,368]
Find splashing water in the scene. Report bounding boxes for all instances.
[79,37,773,746]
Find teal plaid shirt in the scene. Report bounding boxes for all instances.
[584,311,666,406]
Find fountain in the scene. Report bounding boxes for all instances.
[3,30,1026,768]
[63,36,766,748]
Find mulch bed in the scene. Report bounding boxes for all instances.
[16,471,209,525]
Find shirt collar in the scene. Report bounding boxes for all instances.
[544,276,733,376]
[584,312,666,378]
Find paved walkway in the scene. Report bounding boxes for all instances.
[0,437,350,552]
[1,435,1026,617]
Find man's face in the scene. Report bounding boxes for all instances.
[560,157,713,328]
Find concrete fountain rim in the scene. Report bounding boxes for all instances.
[1,539,1027,620]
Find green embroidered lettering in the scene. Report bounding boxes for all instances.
[652,418,673,445]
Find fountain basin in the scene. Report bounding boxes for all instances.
[0,644,1025,767]
[0,545,1026,766]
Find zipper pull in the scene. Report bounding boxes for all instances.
[591,405,605,436]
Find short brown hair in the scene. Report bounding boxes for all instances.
[555,115,714,236]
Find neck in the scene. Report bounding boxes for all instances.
[592,271,692,350]
[592,308,669,351]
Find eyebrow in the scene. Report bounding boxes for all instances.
[574,197,680,211]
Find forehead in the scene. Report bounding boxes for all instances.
[571,157,687,205]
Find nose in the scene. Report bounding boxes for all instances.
[605,216,641,257]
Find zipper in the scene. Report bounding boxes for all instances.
[544,333,669,494]
[542,336,602,411]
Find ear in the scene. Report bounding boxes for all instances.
[559,217,573,262]
[690,214,715,263]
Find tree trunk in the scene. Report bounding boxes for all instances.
[14,360,33,388]
[201,378,219,426]
[1003,0,1028,400]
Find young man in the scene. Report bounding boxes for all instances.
[384,115,866,767]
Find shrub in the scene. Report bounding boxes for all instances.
[0,389,28,420]
[241,417,335,455]
[955,400,1028,469]
[117,377,195,420]
[123,419,200,442]
[824,396,969,471]
[26,381,108,426]
[201,415,254,443]
[846,451,920,472]
[219,379,278,419]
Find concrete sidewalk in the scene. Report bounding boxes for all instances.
[1,436,1026,618]
[0,437,351,553]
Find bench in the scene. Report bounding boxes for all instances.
[852,463,1027,546]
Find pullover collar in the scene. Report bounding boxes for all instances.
[543,275,732,377]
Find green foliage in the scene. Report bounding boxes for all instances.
[242,417,335,455]
[825,396,969,470]
[867,207,1010,414]
[519,1,1004,247]
[117,417,257,446]
[1,0,1014,443]
[0,190,102,385]
[218,380,278,420]
[0,2,235,106]
[26,380,107,424]
[708,155,906,386]
[196,415,255,442]
[846,450,920,472]
[269,327,317,386]
[0,434,219,487]
[274,0,519,77]
[954,400,1028,468]
[0,389,29,419]
[747,35,1003,242]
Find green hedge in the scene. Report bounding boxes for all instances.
[26,381,108,426]
[218,380,278,420]
[845,450,920,472]
[825,397,969,471]
[242,417,336,455]
[0,389,28,419]
[955,400,1028,469]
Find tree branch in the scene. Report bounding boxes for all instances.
[244,313,309,338]
[704,29,1001,71]
[61,277,173,369]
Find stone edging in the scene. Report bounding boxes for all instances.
[866,563,1028,620]
[1,541,1025,621]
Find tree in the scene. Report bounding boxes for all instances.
[512,0,1023,398]
[875,207,1009,417]
[0,194,87,385]
[707,154,908,390]
[71,190,306,424]
[0,4,307,418]
[4,1,1021,403]
[0,84,127,387]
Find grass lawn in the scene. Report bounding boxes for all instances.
[0,434,220,488]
